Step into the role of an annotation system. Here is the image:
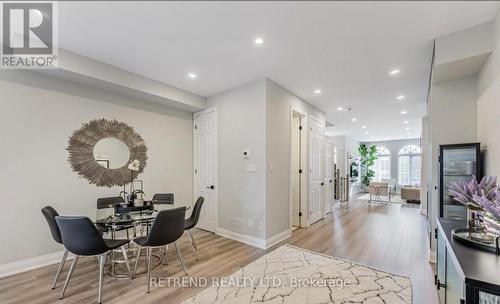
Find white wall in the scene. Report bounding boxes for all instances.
[478,10,500,177]
[331,135,359,178]
[265,79,325,237]
[0,75,193,266]
[362,138,421,184]
[206,79,267,239]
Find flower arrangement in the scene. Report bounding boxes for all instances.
[448,175,500,235]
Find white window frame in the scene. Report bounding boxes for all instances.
[398,145,421,186]
[373,146,391,182]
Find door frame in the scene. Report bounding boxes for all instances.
[193,107,218,232]
[289,106,308,229]
[324,137,333,216]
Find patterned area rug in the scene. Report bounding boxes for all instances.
[182,244,412,304]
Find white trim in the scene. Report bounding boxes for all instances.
[0,250,74,278]
[429,248,436,264]
[193,107,218,233]
[216,228,292,250]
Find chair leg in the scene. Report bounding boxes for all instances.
[121,246,132,278]
[163,244,169,265]
[97,253,106,304]
[52,249,68,289]
[133,245,142,277]
[60,255,79,300]
[187,230,198,261]
[147,247,152,293]
[174,242,188,275]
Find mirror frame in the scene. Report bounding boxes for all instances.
[67,118,147,187]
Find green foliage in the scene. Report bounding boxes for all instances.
[358,144,378,186]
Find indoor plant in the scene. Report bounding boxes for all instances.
[358,144,377,187]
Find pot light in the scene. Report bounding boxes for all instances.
[364,131,369,135]
[337,107,343,111]
[406,132,411,136]
[400,110,407,115]
[351,118,357,122]
[314,89,322,94]
[254,37,264,45]
[403,120,409,124]
[390,69,400,76]
[396,95,405,100]
[361,125,367,129]
[405,127,410,130]
[188,73,197,79]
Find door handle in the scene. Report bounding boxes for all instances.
[436,279,446,290]
[329,180,332,183]
[434,185,439,190]
[206,185,215,190]
[321,182,325,186]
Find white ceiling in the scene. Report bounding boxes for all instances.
[58,1,499,141]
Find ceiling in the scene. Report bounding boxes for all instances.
[58,1,499,141]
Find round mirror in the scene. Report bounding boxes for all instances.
[93,137,131,169]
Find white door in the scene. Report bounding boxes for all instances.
[291,115,301,227]
[309,117,324,224]
[324,140,333,214]
[194,108,217,232]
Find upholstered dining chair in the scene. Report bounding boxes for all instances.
[55,216,131,304]
[41,206,68,290]
[185,197,204,260]
[133,207,187,293]
[152,193,174,204]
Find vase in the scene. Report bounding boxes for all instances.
[467,208,485,232]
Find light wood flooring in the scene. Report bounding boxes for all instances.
[0,200,438,304]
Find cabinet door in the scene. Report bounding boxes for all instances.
[446,250,465,304]
[437,229,446,303]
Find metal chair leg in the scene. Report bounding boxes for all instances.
[97,253,106,304]
[174,242,188,275]
[187,230,198,260]
[60,255,79,300]
[163,244,169,265]
[121,246,132,278]
[133,245,142,277]
[147,247,152,293]
[52,249,68,289]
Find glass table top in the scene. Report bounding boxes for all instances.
[95,203,188,226]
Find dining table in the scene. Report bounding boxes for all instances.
[94,203,190,278]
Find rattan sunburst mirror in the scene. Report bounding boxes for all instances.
[67,119,147,187]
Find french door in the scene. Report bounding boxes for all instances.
[309,117,324,224]
[194,108,217,232]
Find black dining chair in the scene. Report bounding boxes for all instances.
[185,197,204,260]
[41,206,68,290]
[152,193,174,204]
[55,216,131,304]
[133,207,187,293]
[96,196,134,238]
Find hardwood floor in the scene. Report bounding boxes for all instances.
[0,200,438,304]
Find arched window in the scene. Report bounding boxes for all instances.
[398,144,422,186]
[373,146,391,182]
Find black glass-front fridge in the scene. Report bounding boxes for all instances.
[439,143,481,220]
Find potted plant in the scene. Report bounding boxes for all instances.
[358,144,377,191]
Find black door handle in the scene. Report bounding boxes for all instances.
[321,182,325,186]
[329,180,332,183]
[207,185,215,190]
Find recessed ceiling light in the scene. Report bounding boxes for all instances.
[406,132,411,136]
[188,73,197,79]
[396,95,406,100]
[351,118,357,122]
[254,37,264,45]
[314,89,322,94]
[400,110,407,115]
[403,120,409,124]
[405,127,410,130]
[361,125,367,129]
[365,131,369,135]
[337,107,343,111]
[390,69,400,76]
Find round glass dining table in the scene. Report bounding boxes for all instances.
[94,203,189,278]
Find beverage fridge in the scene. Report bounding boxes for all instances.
[439,143,481,220]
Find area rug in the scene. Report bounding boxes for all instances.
[181,244,412,304]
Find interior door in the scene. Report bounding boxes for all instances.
[194,108,217,232]
[309,117,324,224]
[324,139,333,214]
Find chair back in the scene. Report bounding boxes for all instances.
[55,216,109,256]
[41,206,62,244]
[152,193,174,205]
[144,207,186,247]
[188,197,204,228]
[97,196,124,209]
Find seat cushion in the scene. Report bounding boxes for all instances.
[104,238,129,250]
[133,236,148,246]
[185,218,195,230]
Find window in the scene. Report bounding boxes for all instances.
[398,144,421,186]
[373,146,391,182]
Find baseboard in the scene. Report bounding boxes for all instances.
[216,228,292,250]
[0,250,74,279]
[265,229,292,248]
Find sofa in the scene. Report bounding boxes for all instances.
[401,186,420,203]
